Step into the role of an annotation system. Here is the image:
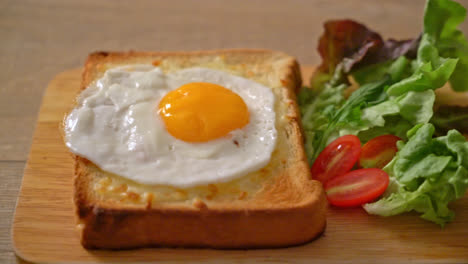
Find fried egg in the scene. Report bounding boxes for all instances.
[64,65,277,187]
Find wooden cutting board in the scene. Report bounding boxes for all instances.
[12,66,468,264]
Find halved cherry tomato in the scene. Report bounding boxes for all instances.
[359,135,401,169]
[324,168,389,207]
[311,135,361,184]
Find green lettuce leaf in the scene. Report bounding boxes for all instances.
[307,76,390,161]
[424,0,468,91]
[298,82,347,163]
[339,89,435,141]
[352,46,416,85]
[364,124,468,226]
[386,34,458,96]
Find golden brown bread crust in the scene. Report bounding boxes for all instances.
[72,49,327,249]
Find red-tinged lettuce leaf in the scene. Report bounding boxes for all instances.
[312,19,420,88]
[342,37,420,76]
[317,19,383,75]
[371,37,421,66]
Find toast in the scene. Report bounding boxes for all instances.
[71,49,327,249]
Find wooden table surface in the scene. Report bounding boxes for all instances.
[2,1,468,263]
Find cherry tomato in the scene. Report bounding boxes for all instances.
[311,135,361,184]
[359,135,401,169]
[324,168,389,207]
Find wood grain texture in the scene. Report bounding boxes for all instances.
[11,67,468,264]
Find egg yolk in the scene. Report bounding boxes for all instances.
[158,82,250,142]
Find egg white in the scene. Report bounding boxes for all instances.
[64,65,277,187]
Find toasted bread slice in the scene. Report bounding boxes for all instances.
[72,49,327,249]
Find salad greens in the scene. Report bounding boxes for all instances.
[424,0,468,91]
[299,0,468,225]
[364,124,468,226]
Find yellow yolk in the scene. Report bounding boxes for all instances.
[158,82,250,143]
